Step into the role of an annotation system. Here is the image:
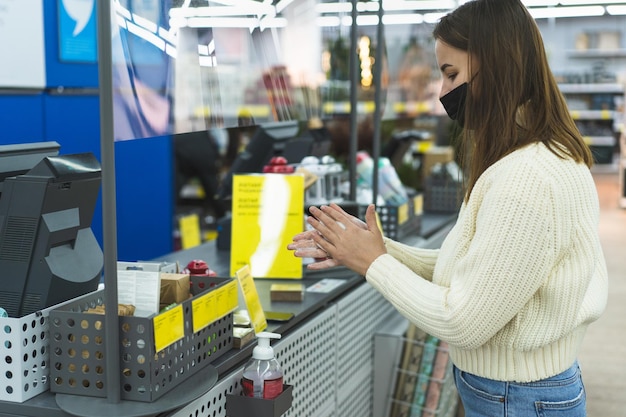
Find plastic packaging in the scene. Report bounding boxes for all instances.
[241,332,284,399]
[356,151,408,206]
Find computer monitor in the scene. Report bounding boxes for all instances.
[217,120,300,201]
[281,126,333,164]
[0,147,103,317]
[0,141,61,193]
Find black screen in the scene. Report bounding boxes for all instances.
[217,120,300,201]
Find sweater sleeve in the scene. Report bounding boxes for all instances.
[382,237,439,281]
[366,162,558,349]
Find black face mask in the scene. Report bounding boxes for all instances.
[440,82,468,127]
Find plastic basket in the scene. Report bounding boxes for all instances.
[359,194,422,240]
[0,293,97,403]
[49,276,236,402]
[0,307,55,402]
[423,178,463,213]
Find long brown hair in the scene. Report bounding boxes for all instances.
[433,0,592,201]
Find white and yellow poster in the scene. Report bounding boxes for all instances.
[230,173,304,278]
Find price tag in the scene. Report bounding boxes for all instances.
[192,290,217,333]
[398,202,409,225]
[191,280,239,333]
[413,194,424,216]
[153,304,184,352]
[236,265,267,334]
[216,280,238,318]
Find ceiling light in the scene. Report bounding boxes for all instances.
[521,0,559,5]
[382,0,456,11]
[355,15,380,26]
[357,2,380,12]
[185,17,258,28]
[560,0,626,4]
[423,12,446,23]
[315,3,352,14]
[606,5,626,14]
[382,13,424,25]
[522,0,559,7]
[169,3,274,18]
[529,5,605,18]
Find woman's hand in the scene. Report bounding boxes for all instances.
[287,228,341,269]
[288,205,367,270]
[289,203,386,276]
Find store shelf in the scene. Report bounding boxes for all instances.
[583,136,617,146]
[566,50,626,59]
[558,83,624,94]
[559,83,625,166]
[570,110,616,120]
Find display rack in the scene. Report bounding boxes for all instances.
[558,83,624,170]
[373,319,458,417]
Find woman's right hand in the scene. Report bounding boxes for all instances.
[287,208,368,270]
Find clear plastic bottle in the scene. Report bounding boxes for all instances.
[356,151,408,206]
[378,157,408,205]
[241,332,284,399]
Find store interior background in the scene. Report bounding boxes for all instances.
[1,0,624,262]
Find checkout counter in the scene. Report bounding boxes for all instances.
[159,212,455,417]
[0,213,455,417]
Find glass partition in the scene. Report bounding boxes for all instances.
[111,0,450,142]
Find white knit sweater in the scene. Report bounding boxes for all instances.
[366,142,608,382]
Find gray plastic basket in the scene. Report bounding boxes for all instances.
[49,276,235,402]
[358,194,422,240]
[423,178,463,213]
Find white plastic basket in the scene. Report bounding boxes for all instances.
[0,294,91,402]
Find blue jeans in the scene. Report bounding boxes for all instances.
[453,362,586,416]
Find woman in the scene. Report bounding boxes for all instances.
[287,0,608,415]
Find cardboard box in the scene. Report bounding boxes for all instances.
[422,146,454,181]
[270,283,304,302]
[233,327,255,349]
[160,273,190,305]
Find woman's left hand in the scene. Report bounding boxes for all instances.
[305,203,387,276]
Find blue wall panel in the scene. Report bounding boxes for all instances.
[114,135,174,261]
[0,94,45,144]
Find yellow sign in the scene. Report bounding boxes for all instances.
[236,265,267,334]
[230,174,304,278]
[413,194,424,216]
[179,213,201,249]
[398,202,409,225]
[153,304,184,352]
[191,280,238,333]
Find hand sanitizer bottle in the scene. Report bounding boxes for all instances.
[241,332,284,399]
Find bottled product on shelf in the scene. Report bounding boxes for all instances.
[356,151,408,206]
[242,332,284,399]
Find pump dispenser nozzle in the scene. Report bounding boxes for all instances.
[253,332,281,360]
